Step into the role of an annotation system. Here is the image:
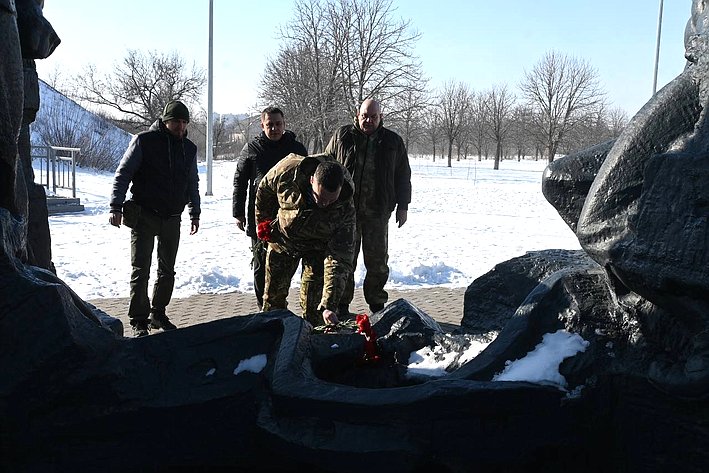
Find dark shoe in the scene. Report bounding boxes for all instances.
[131,321,150,337]
[149,310,177,331]
[369,303,384,314]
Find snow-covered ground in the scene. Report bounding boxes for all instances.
[45,156,581,300]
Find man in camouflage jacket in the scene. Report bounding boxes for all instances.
[255,154,355,326]
[325,98,411,316]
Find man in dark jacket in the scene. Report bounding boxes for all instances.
[109,100,201,337]
[232,106,307,309]
[325,98,411,316]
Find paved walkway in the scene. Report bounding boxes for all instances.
[89,287,467,333]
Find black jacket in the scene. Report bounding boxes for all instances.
[232,130,307,237]
[110,120,200,218]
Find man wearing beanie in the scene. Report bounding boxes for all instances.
[109,99,201,337]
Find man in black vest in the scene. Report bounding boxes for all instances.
[109,100,201,337]
[232,106,307,310]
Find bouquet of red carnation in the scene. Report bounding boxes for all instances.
[355,313,379,362]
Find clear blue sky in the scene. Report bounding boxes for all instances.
[37,0,689,117]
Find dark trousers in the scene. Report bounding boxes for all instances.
[251,237,266,310]
[262,246,324,327]
[341,212,390,311]
[128,210,181,324]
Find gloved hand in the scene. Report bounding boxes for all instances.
[256,219,272,242]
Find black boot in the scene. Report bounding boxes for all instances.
[130,320,150,337]
[149,309,177,331]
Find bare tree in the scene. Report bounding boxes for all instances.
[261,0,425,151]
[483,84,516,170]
[520,50,604,162]
[454,92,476,161]
[211,115,236,159]
[262,0,349,151]
[41,66,75,97]
[563,102,630,154]
[469,92,489,161]
[606,106,629,137]
[260,43,342,152]
[421,104,441,161]
[437,80,471,167]
[509,105,534,161]
[72,49,206,132]
[332,0,424,113]
[387,85,430,153]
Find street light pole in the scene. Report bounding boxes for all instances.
[205,0,214,196]
[652,0,665,95]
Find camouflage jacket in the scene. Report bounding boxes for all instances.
[255,154,356,311]
[325,122,411,215]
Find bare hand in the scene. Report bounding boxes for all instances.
[322,309,339,325]
[395,208,408,228]
[109,212,122,227]
[190,218,200,235]
[235,216,246,232]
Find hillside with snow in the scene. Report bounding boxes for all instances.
[30,80,132,171]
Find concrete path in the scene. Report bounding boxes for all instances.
[89,287,467,334]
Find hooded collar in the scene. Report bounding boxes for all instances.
[151,119,188,141]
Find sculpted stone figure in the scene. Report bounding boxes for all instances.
[0,0,58,263]
[572,0,709,397]
[1,1,707,472]
[17,0,59,269]
[0,0,24,217]
[541,0,709,398]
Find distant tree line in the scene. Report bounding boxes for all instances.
[39,0,629,168]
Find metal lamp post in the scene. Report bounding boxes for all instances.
[205,0,214,196]
[652,0,665,95]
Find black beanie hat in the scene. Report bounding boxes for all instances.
[161,100,190,122]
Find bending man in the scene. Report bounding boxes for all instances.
[255,155,355,326]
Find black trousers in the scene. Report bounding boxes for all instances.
[128,210,181,324]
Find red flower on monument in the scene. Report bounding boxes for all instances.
[355,313,380,362]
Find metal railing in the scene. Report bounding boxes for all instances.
[31,145,51,189]
[31,145,81,198]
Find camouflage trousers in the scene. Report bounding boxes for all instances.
[341,212,390,311]
[262,245,324,327]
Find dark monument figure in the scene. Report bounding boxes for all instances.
[17,0,59,271]
[0,0,24,218]
[1,1,708,472]
[541,0,709,398]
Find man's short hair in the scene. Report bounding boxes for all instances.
[261,106,284,120]
[313,161,344,192]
